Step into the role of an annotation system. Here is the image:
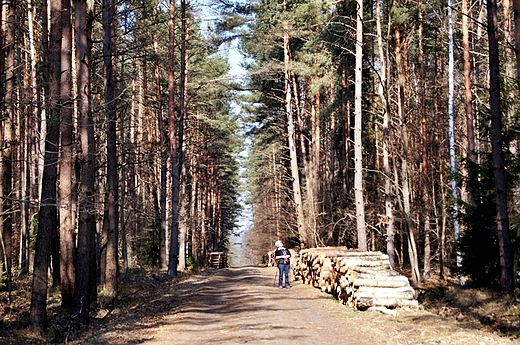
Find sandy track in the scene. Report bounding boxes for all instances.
[88,266,517,345]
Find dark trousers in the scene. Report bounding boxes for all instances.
[278,263,290,287]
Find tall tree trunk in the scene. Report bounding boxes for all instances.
[447,0,462,277]
[74,0,97,322]
[395,27,420,286]
[1,0,14,305]
[167,0,180,277]
[59,0,75,309]
[418,0,431,281]
[177,0,189,271]
[21,0,41,276]
[462,0,477,202]
[153,1,167,270]
[283,23,306,248]
[487,0,515,295]
[375,0,394,268]
[354,0,367,250]
[30,0,62,331]
[103,0,119,299]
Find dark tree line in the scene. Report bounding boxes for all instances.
[0,0,241,334]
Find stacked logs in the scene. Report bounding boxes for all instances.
[209,251,228,269]
[293,247,418,310]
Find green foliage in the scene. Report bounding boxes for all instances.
[140,222,160,266]
[29,212,38,251]
[0,273,6,290]
[186,257,199,272]
[390,5,417,26]
[458,195,501,290]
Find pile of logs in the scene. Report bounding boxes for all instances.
[293,247,418,310]
[209,251,228,269]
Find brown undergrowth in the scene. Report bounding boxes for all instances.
[418,276,520,338]
[1,268,519,344]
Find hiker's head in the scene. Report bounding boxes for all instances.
[275,240,283,247]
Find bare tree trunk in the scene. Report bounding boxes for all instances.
[59,0,75,309]
[375,0,394,268]
[417,0,431,281]
[177,0,189,272]
[74,0,97,322]
[21,0,41,275]
[487,0,515,295]
[103,0,119,299]
[282,14,306,248]
[462,0,477,200]
[394,26,420,286]
[167,0,180,277]
[447,0,462,278]
[153,1,168,270]
[1,0,14,306]
[30,0,62,331]
[354,0,366,250]
[341,70,351,196]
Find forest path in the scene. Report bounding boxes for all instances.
[88,266,517,345]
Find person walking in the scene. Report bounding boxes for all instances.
[274,240,291,288]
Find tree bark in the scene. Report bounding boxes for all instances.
[447,0,462,276]
[487,0,515,295]
[418,0,431,281]
[354,0,367,250]
[394,26,420,286]
[283,13,306,248]
[177,0,189,271]
[103,0,119,298]
[153,1,168,270]
[375,0,394,268]
[59,0,75,309]
[1,0,15,306]
[74,0,97,322]
[462,0,477,201]
[167,0,180,277]
[30,0,62,331]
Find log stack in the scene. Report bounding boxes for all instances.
[209,251,228,269]
[293,247,418,310]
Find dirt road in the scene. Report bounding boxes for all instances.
[88,266,518,345]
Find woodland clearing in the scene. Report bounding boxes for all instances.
[1,266,520,344]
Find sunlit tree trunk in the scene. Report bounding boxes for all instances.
[417,0,431,281]
[282,13,306,248]
[462,0,477,201]
[394,26,420,286]
[447,0,462,279]
[153,1,168,270]
[354,0,366,250]
[177,0,189,271]
[59,0,75,309]
[375,0,394,268]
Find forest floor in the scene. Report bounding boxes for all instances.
[1,266,520,344]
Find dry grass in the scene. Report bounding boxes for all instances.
[418,276,520,338]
